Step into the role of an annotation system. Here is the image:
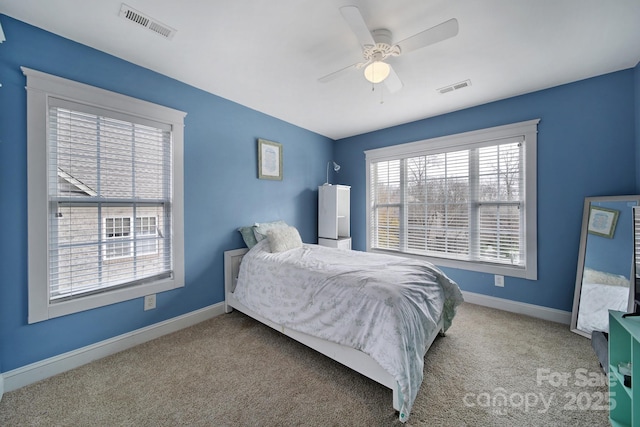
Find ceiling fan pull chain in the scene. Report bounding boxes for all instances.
[371,83,385,104]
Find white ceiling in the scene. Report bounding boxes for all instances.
[2,0,640,140]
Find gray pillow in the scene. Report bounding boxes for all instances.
[238,226,258,248]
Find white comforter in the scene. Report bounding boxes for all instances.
[233,240,463,422]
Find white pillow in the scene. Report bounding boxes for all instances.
[267,226,303,253]
[253,220,288,242]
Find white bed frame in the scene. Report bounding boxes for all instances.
[224,248,444,413]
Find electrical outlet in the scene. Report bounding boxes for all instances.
[144,294,156,311]
[494,275,504,287]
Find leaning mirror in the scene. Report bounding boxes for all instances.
[570,195,638,338]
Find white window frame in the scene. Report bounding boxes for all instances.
[24,67,186,323]
[365,119,539,279]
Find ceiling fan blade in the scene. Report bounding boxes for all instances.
[396,18,459,54]
[384,64,403,93]
[318,62,361,83]
[339,5,375,48]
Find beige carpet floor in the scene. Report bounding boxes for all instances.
[0,303,610,426]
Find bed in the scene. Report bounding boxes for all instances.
[576,267,631,334]
[224,224,463,423]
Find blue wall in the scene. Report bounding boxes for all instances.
[0,15,332,372]
[334,68,638,313]
[636,64,640,190]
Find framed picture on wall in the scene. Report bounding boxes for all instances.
[588,206,619,238]
[258,138,282,180]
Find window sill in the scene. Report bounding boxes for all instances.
[367,248,537,280]
[31,276,184,324]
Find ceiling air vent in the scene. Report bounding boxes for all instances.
[437,79,471,95]
[119,4,176,39]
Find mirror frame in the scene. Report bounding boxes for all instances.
[570,195,638,338]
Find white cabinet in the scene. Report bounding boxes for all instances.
[318,237,352,250]
[318,184,350,248]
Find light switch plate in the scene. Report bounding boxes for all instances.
[494,275,504,287]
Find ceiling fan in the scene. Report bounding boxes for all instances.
[319,5,459,93]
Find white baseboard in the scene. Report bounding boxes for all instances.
[462,291,572,325]
[2,302,226,394]
[1,295,570,396]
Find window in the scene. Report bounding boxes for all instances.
[103,216,158,260]
[135,216,159,256]
[105,217,133,260]
[25,67,186,323]
[365,120,538,279]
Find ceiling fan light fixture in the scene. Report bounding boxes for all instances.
[364,61,390,84]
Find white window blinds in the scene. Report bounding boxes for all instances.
[366,119,538,279]
[48,99,173,301]
[370,139,523,265]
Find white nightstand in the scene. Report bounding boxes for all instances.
[318,237,352,250]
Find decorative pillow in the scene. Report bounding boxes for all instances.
[253,220,288,242]
[238,226,258,248]
[267,226,303,253]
